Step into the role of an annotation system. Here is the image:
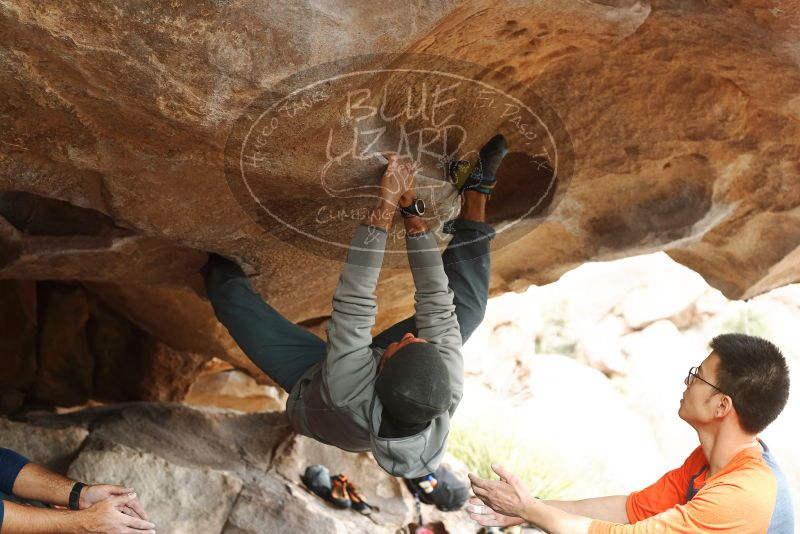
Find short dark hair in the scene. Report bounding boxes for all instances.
[710,333,790,434]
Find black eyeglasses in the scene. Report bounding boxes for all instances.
[686,366,731,398]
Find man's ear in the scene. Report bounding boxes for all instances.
[716,395,734,418]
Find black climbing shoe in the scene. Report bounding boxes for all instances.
[302,464,335,503]
[449,134,509,197]
[404,465,469,512]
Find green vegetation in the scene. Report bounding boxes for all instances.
[449,419,607,500]
[535,299,578,356]
[720,306,769,338]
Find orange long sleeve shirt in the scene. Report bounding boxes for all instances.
[588,441,794,533]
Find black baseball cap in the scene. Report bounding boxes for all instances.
[375,342,452,425]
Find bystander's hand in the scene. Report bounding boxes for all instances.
[81,484,149,521]
[77,493,156,534]
[468,464,533,519]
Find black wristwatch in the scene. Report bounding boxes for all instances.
[400,198,425,218]
[69,482,86,510]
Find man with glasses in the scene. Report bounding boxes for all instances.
[467,333,795,533]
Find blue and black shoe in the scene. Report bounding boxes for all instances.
[448,134,509,197]
[403,465,469,512]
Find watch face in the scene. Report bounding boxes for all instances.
[415,198,425,215]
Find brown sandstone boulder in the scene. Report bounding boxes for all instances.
[6,403,477,533]
[69,439,244,534]
[0,279,37,413]
[0,0,797,401]
[88,302,211,402]
[30,283,95,407]
[0,418,89,472]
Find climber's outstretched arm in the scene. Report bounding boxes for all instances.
[402,219,463,415]
[322,155,416,406]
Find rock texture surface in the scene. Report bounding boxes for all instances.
[0,1,798,402]
[0,404,477,533]
[0,418,89,472]
[70,440,244,534]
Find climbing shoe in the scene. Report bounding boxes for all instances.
[301,464,334,501]
[404,465,469,512]
[344,479,375,515]
[449,134,509,197]
[329,473,352,509]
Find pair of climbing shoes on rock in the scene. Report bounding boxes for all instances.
[301,464,376,515]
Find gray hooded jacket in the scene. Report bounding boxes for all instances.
[285,223,463,478]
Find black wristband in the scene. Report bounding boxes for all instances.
[69,482,86,511]
[400,198,425,218]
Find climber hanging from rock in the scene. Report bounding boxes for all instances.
[202,134,510,512]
